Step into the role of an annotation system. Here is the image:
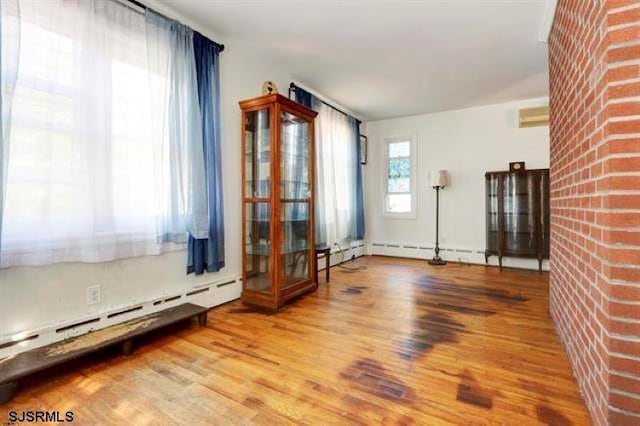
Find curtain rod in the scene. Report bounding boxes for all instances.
[289,83,361,124]
[124,0,225,52]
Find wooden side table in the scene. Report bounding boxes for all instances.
[314,245,331,284]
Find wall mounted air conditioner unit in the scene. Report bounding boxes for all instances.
[519,106,549,128]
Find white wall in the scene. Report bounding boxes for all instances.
[0,2,298,355]
[364,97,550,270]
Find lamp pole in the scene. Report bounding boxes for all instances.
[428,185,447,266]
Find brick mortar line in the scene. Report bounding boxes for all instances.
[552,186,640,197]
[606,39,640,50]
[606,95,640,103]
[608,4,640,15]
[607,279,640,288]
[608,58,640,69]
[608,115,640,122]
[608,78,640,87]
[608,351,640,363]
[554,171,640,180]
[610,388,640,399]
[608,20,640,32]
[611,369,640,381]
[608,287,640,301]
[553,179,640,192]
[608,278,640,286]
[609,327,640,339]
[608,406,640,419]
[552,192,640,199]
[551,206,640,214]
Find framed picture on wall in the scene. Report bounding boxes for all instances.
[360,135,368,165]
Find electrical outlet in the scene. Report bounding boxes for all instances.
[86,285,101,305]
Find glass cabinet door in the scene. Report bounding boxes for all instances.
[485,174,500,252]
[244,108,272,293]
[245,203,271,292]
[244,109,271,199]
[279,110,311,288]
[503,173,536,255]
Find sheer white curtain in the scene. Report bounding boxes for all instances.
[1,0,20,255]
[0,0,207,268]
[313,100,359,245]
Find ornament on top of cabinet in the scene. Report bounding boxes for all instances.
[262,81,278,95]
[509,161,526,172]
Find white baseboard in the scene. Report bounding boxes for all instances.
[319,241,367,271]
[366,241,549,271]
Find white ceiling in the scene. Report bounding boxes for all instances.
[160,0,550,121]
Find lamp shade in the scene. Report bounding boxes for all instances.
[429,170,449,188]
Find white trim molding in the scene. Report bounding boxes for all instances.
[539,0,558,43]
[367,240,550,272]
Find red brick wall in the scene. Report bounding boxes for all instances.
[549,1,640,424]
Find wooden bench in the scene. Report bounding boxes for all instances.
[0,303,208,404]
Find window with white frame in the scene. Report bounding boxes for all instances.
[384,137,415,217]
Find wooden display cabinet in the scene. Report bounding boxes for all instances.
[239,94,318,310]
[485,168,550,272]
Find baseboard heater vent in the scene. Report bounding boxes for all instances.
[163,295,182,303]
[186,287,210,297]
[403,245,418,249]
[56,317,100,333]
[0,334,39,350]
[217,279,236,288]
[107,305,143,319]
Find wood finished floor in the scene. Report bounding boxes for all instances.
[2,257,590,425]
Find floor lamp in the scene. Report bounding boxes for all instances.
[428,170,449,266]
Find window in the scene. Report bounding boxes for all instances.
[0,0,210,268]
[384,137,416,217]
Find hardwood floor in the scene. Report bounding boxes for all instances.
[2,256,590,425]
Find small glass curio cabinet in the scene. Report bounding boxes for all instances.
[485,168,550,272]
[239,94,318,310]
